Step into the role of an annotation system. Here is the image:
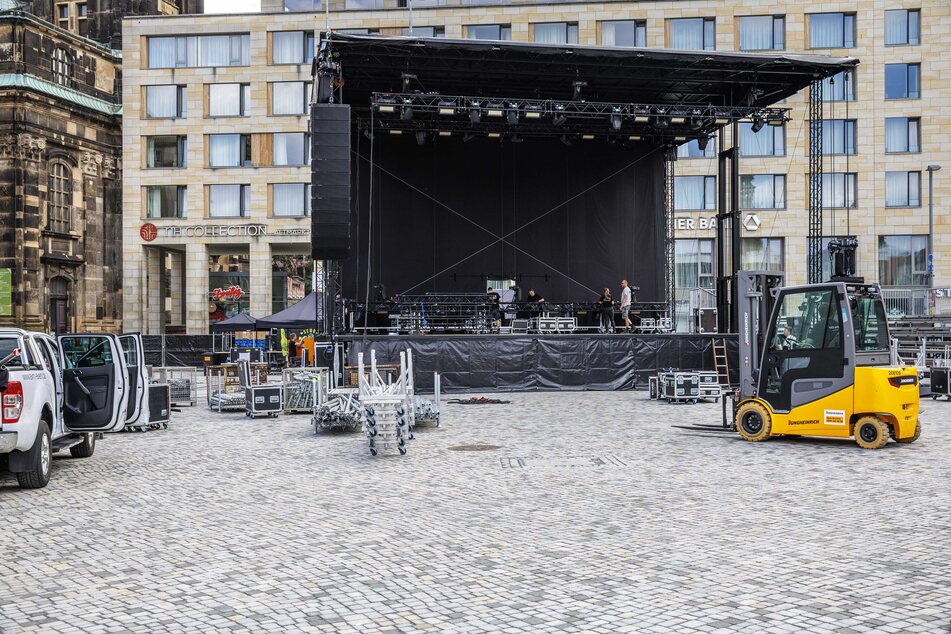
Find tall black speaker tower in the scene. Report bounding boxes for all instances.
[311,103,352,261]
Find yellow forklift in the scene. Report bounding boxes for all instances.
[732,270,920,449]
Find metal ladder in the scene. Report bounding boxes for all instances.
[712,338,731,387]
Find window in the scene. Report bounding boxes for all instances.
[739,123,785,157]
[146,136,187,168]
[146,186,187,219]
[885,117,921,153]
[885,63,920,99]
[668,17,715,50]
[852,295,889,352]
[674,176,716,211]
[146,85,186,118]
[208,134,252,167]
[533,22,579,45]
[47,161,72,233]
[209,184,251,218]
[809,12,855,48]
[674,239,714,288]
[885,171,921,207]
[402,26,446,37]
[284,0,321,10]
[821,119,856,155]
[885,9,920,45]
[821,173,858,209]
[336,29,379,35]
[55,1,87,36]
[739,15,784,51]
[272,31,316,64]
[741,238,784,272]
[272,82,310,115]
[52,47,72,87]
[820,70,856,102]
[601,20,646,47]
[208,83,250,117]
[740,175,786,209]
[147,34,250,68]
[676,137,715,159]
[467,24,512,41]
[273,183,311,216]
[345,0,383,7]
[273,133,309,166]
[879,235,928,286]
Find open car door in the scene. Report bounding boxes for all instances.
[57,334,129,432]
[119,333,149,426]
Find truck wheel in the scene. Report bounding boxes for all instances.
[735,401,772,442]
[895,419,921,444]
[17,422,52,489]
[69,433,96,458]
[854,416,889,449]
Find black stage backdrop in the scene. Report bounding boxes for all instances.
[344,135,666,303]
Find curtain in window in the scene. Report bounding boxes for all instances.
[273,82,304,115]
[739,123,772,156]
[674,176,706,210]
[210,185,243,217]
[273,133,304,165]
[669,19,704,49]
[742,238,783,271]
[885,172,909,206]
[534,23,566,44]
[146,86,178,117]
[742,175,775,209]
[885,118,907,152]
[602,21,640,47]
[284,0,320,10]
[739,16,773,50]
[810,13,843,47]
[209,84,240,117]
[273,32,304,63]
[674,240,700,288]
[210,135,240,167]
[147,187,163,217]
[198,35,232,67]
[885,10,907,45]
[148,37,176,68]
[273,184,306,216]
[821,71,853,101]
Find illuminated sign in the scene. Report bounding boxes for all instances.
[140,224,310,240]
[211,285,244,301]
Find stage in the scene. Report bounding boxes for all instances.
[343,333,737,392]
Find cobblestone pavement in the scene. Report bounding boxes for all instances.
[1,391,950,633]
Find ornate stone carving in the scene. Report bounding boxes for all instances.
[102,155,119,179]
[0,133,47,161]
[81,150,103,176]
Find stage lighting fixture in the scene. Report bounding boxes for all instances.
[767,115,784,126]
[487,103,505,117]
[652,117,669,129]
[697,135,710,152]
[674,136,686,141]
[469,109,481,124]
[487,132,501,138]
[438,131,452,137]
[750,115,766,133]
[437,100,456,115]
[670,116,686,124]
[463,132,476,142]
[416,131,427,145]
[401,106,413,121]
[610,114,622,132]
[388,129,403,135]
[634,109,650,123]
[582,134,595,140]
[377,104,396,113]
[628,135,641,141]
[572,80,587,100]
[552,113,568,126]
[524,106,542,119]
[506,110,518,125]
[560,134,573,147]
[715,115,730,125]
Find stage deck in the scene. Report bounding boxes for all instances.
[342,333,738,392]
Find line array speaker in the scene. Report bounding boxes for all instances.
[311,103,351,261]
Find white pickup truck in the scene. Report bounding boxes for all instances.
[0,330,149,489]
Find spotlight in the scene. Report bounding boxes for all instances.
[388,129,403,135]
[486,103,505,117]
[634,110,650,123]
[767,115,784,127]
[524,106,542,119]
[670,116,686,124]
[416,131,427,145]
[401,106,413,121]
[674,136,686,141]
[487,132,501,138]
[610,114,622,131]
[506,110,518,125]
[697,135,710,152]
[652,117,669,129]
[463,132,475,142]
[715,115,730,125]
[438,131,452,137]
[377,104,396,113]
[582,134,595,140]
[750,115,766,133]
[552,113,567,126]
[469,109,481,124]
[560,134,573,147]
[628,135,641,141]
[437,100,456,116]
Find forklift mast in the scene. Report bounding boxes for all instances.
[736,271,785,400]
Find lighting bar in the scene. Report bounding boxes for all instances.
[582,134,595,140]
[388,129,403,135]
[377,105,396,113]
[438,131,452,137]
[670,117,686,124]
[487,132,501,138]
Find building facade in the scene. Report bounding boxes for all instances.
[122,0,951,334]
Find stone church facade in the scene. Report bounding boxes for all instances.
[0,0,200,332]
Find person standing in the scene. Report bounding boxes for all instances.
[486,287,501,330]
[620,279,633,331]
[598,288,615,334]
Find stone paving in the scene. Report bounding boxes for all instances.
[1,391,950,633]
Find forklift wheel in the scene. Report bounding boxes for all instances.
[854,416,890,449]
[894,419,921,444]
[735,401,772,442]
[932,395,938,400]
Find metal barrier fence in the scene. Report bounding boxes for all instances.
[673,287,717,333]
[879,287,951,319]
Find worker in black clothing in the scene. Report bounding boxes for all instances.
[486,287,502,329]
[598,288,615,334]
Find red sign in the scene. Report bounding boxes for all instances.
[140,223,158,242]
[212,285,244,301]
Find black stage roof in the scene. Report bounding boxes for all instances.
[317,33,857,108]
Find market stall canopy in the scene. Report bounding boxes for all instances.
[210,312,262,332]
[256,292,320,330]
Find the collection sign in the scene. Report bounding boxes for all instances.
[140,223,309,242]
